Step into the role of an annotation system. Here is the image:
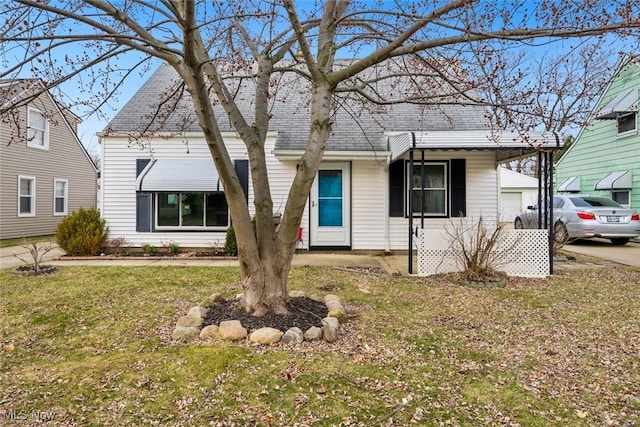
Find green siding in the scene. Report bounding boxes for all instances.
[556,60,640,210]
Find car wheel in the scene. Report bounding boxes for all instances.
[610,238,629,245]
[514,218,523,229]
[553,222,569,246]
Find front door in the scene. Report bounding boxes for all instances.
[310,162,351,247]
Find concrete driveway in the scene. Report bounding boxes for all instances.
[561,239,640,268]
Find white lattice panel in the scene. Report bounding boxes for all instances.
[417,229,550,278]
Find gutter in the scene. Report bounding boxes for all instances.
[272,150,391,161]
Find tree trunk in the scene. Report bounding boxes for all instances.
[175,3,334,317]
[240,249,292,316]
[238,79,334,316]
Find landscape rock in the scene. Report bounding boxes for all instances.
[289,290,308,298]
[321,317,339,343]
[249,327,284,345]
[324,294,347,323]
[218,320,247,341]
[176,315,204,328]
[199,325,219,340]
[308,293,324,303]
[198,293,225,308]
[304,326,323,341]
[187,306,208,318]
[172,326,200,341]
[282,327,304,344]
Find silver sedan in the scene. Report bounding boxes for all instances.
[515,195,640,245]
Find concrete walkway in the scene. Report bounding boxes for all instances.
[3,239,637,275]
[1,242,409,275]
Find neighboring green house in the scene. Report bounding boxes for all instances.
[555,56,639,210]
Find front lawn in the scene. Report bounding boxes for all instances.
[1,265,638,426]
[0,235,55,248]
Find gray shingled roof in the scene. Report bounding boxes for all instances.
[107,62,489,152]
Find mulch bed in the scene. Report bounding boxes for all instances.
[202,297,328,333]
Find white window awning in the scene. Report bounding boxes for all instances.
[596,88,638,120]
[557,176,581,192]
[594,170,632,190]
[136,159,221,192]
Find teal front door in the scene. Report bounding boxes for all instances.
[310,162,351,247]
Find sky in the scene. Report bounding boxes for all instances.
[2,1,638,159]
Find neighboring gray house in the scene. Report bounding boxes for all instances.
[0,80,98,240]
[100,63,559,275]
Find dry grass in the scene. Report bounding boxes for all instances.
[1,264,639,426]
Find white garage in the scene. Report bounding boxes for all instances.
[499,168,540,222]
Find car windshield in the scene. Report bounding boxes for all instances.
[569,196,622,208]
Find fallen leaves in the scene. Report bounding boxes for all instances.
[1,265,639,426]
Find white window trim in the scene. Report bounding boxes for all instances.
[53,178,68,216]
[27,107,49,150]
[18,175,36,217]
[408,161,448,217]
[611,190,630,208]
[153,192,229,231]
[616,112,637,137]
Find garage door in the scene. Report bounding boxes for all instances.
[500,192,522,222]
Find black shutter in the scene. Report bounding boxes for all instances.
[136,192,152,232]
[389,160,404,217]
[136,158,151,177]
[234,159,249,201]
[450,158,466,217]
[136,159,153,232]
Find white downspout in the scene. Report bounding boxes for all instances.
[384,140,391,252]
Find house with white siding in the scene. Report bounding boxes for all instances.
[0,80,98,240]
[100,64,560,275]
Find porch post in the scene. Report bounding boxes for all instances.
[547,151,554,275]
[408,145,415,275]
[537,150,543,228]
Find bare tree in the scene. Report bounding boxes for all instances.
[489,41,621,175]
[1,1,639,315]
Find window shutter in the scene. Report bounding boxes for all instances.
[234,159,249,201]
[389,160,404,217]
[451,158,466,217]
[136,158,151,177]
[136,192,152,232]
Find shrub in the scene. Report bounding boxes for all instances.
[224,217,257,256]
[444,216,517,282]
[103,236,130,255]
[169,242,180,254]
[55,208,108,256]
[224,226,237,255]
[13,238,56,274]
[142,244,156,255]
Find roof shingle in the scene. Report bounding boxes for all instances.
[107,62,489,152]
